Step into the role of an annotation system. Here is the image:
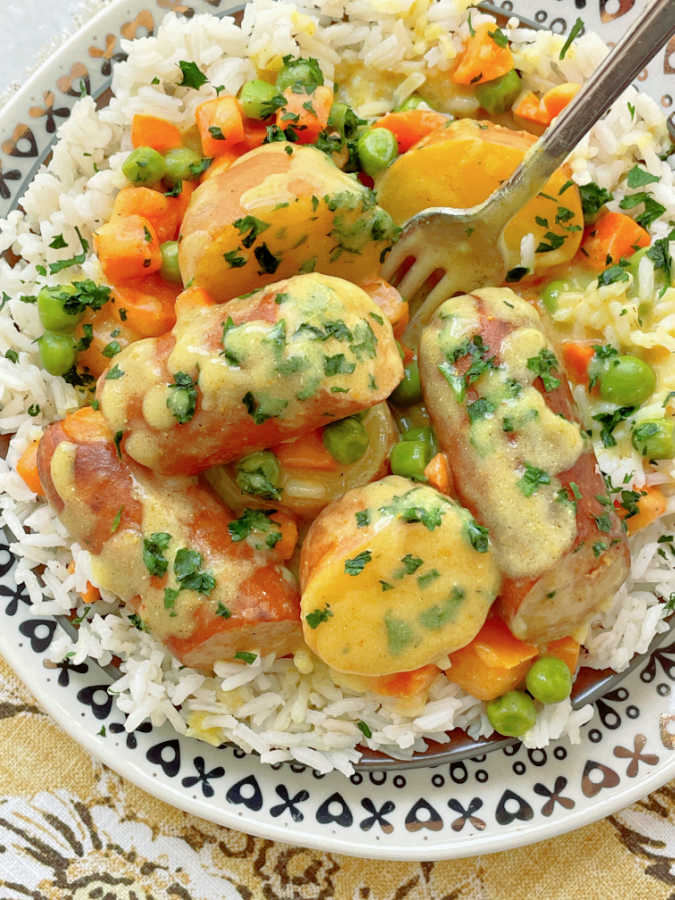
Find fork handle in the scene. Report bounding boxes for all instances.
[492,0,675,228]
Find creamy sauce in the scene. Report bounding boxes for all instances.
[99,273,402,471]
[301,476,500,675]
[425,287,584,579]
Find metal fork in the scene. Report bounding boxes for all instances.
[382,0,675,345]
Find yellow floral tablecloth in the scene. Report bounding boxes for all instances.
[0,655,671,898]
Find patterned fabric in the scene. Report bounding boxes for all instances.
[0,655,671,897]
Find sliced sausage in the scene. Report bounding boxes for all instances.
[37,408,302,671]
[97,272,403,475]
[419,286,629,644]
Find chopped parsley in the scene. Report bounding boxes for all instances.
[173,547,216,594]
[235,651,257,665]
[233,215,270,249]
[594,512,612,533]
[559,17,584,60]
[48,227,89,275]
[355,509,370,527]
[305,604,333,628]
[399,554,423,575]
[111,507,123,534]
[166,371,198,424]
[345,550,372,576]
[105,363,124,380]
[466,518,489,552]
[4,349,18,364]
[578,182,612,221]
[518,463,551,497]
[27,403,40,417]
[467,397,496,422]
[593,541,608,557]
[626,165,659,188]
[49,234,67,249]
[254,243,281,274]
[598,262,630,286]
[488,27,508,48]
[647,238,673,292]
[102,340,121,358]
[113,430,123,458]
[208,125,225,140]
[216,602,231,619]
[619,193,666,229]
[417,569,440,588]
[324,353,355,376]
[536,231,566,254]
[228,508,282,549]
[506,266,529,283]
[224,248,247,268]
[178,60,208,89]
[357,720,372,739]
[143,532,171,576]
[527,348,561,391]
[242,391,287,424]
[592,406,635,447]
[384,612,415,655]
[163,588,179,613]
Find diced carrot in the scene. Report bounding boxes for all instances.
[359,277,409,338]
[372,665,438,698]
[269,510,299,562]
[544,636,580,675]
[512,91,550,126]
[471,616,539,669]
[424,452,451,494]
[131,114,182,153]
[16,440,43,495]
[452,22,514,86]
[445,616,539,700]
[112,274,180,338]
[196,96,245,157]
[561,341,595,386]
[199,151,239,183]
[94,214,162,282]
[174,285,215,317]
[541,82,581,120]
[273,429,340,471]
[580,211,650,271]
[75,308,137,379]
[276,85,333,145]
[242,116,269,151]
[112,187,179,244]
[62,407,112,443]
[66,561,100,605]
[373,109,450,154]
[446,652,532,701]
[615,484,666,535]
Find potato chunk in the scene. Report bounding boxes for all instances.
[300,475,500,676]
[376,119,583,273]
[179,142,400,302]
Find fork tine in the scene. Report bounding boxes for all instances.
[380,238,412,283]
[396,258,441,304]
[403,271,462,345]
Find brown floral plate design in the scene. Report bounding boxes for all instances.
[0,0,673,860]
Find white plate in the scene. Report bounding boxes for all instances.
[0,0,673,860]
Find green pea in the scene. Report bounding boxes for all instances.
[356,128,398,177]
[475,69,522,115]
[525,656,572,704]
[401,425,438,457]
[164,147,204,186]
[322,417,369,465]
[598,355,656,405]
[239,79,282,119]
[160,241,182,284]
[541,279,569,314]
[122,146,166,185]
[390,360,422,406]
[486,690,537,737]
[235,450,281,499]
[631,419,675,459]
[37,285,82,332]
[390,439,430,481]
[38,331,76,376]
[327,102,364,139]
[276,57,324,93]
[395,94,428,111]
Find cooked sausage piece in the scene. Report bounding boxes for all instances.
[98,273,403,475]
[37,408,302,671]
[299,475,501,676]
[419,287,629,644]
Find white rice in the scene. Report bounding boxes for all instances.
[0,2,673,775]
